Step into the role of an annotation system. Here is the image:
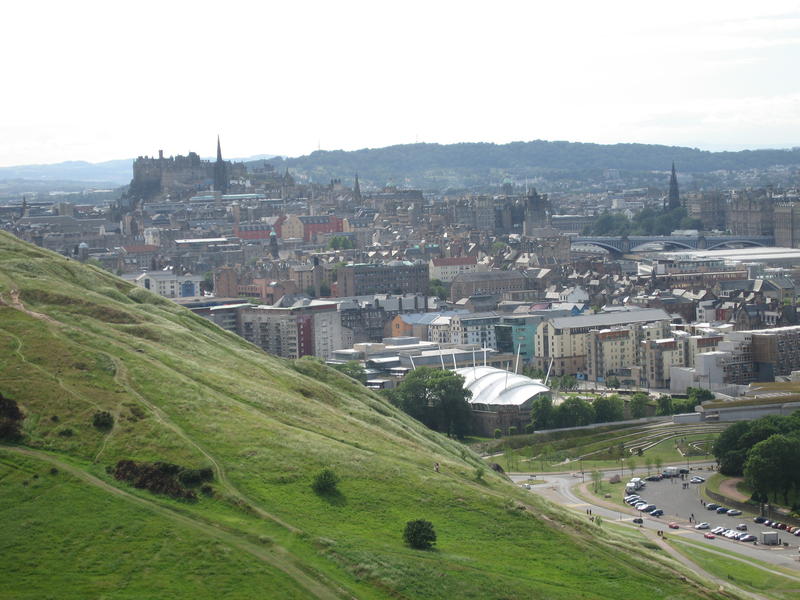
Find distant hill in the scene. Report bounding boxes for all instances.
[0,154,280,188]
[0,231,720,599]
[0,159,134,185]
[271,140,800,190]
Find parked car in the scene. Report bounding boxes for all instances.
[633,517,643,524]
[753,516,767,523]
[690,476,705,483]
[706,503,720,510]
[716,506,729,514]
[704,532,716,539]
[640,505,657,513]
[695,522,710,529]
[739,534,757,542]
[650,509,664,517]
[711,526,725,534]
[735,524,748,531]
[727,509,742,516]
[668,522,679,529]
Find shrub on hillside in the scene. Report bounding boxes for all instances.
[403,519,436,550]
[113,460,214,501]
[493,428,502,439]
[93,411,114,430]
[312,468,339,495]
[0,393,25,441]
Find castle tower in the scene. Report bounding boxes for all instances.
[214,136,228,194]
[667,162,680,210]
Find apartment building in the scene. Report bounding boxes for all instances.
[238,299,343,359]
[534,309,672,376]
[338,261,429,297]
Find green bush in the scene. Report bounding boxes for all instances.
[508,426,517,436]
[403,519,436,550]
[92,411,114,430]
[312,468,339,495]
[493,428,502,439]
[524,423,534,434]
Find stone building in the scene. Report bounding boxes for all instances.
[450,271,527,302]
[338,261,429,297]
[773,202,800,248]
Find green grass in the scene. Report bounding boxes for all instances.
[493,431,718,474]
[667,538,800,599]
[0,232,731,599]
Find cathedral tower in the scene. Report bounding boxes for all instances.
[214,136,228,194]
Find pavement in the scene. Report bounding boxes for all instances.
[511,465,800,573]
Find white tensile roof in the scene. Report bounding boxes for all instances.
[454,366,549,407]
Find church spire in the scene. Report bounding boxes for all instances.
[214,135,228,194]
[667,161,680,209]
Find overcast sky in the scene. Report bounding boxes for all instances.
[2,1,799,166]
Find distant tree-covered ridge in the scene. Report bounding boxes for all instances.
[267,140,800,189]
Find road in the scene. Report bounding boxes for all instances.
[511,465,800,574]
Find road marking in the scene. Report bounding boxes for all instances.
[567,503,590,508]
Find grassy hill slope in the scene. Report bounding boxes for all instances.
[0,232,732,599]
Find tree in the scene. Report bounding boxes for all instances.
[654,456,663,474]
[312,468,340,495]
[744,434,800,505]
[389,367,473,439]
[530,395,554,430]
[591,470,602,493]
[630,393,649,419]
[428,279,447,300]
[331,361,367,384]
[687,387,714,403]
[0,393,25,441]
[403,519,436,549]
[645,456,653,475]
[541,444,555,471]
[327,236,355,250]
[656,395,673,416]
[593,395,624,423]
[628,457,638,477]
[553,396,595,428]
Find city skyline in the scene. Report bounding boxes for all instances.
[2,1,799,167]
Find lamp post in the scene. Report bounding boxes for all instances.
[580,458,584,483]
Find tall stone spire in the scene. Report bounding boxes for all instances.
[214,135,228,194]
[353,172,362,203]
[667,162,680,209]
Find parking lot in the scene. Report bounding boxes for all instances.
[628,468,715,524]
[625,468,797,545]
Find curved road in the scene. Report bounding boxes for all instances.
[511,467,800,574]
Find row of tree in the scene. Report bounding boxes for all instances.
[713,411,800,506]
[531,393,653,430]
[385,368,473,439]
[582,206,703,237]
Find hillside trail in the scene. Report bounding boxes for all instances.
[1,445,352,600]
[641,529,769,600]
[105,354,302,534]
[719,477,749,503]
[0,289,60,325]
